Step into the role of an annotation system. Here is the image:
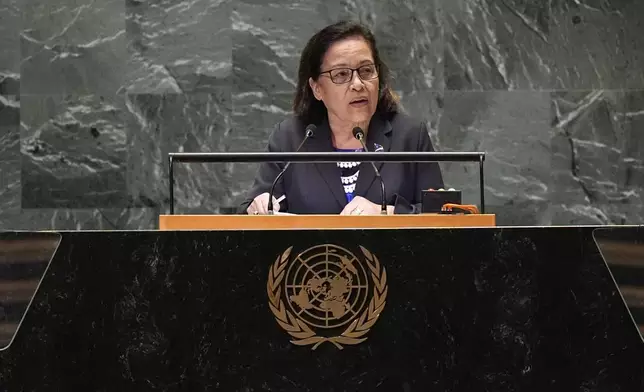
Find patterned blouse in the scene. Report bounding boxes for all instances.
[335,148,363,203]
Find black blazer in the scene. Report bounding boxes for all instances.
[239,112,444,214]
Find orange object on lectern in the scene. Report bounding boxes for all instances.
[440,204,480,214]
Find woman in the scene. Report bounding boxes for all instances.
[241,20,443,215]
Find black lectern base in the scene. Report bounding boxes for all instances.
[0,227,642,391]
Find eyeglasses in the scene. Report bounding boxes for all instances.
[319,64,379,84]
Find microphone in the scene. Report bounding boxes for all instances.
[352,127,387,215]
[267,124,316,214]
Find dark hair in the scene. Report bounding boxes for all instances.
[293,20,399,125]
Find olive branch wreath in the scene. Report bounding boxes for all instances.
[267,245,387,350]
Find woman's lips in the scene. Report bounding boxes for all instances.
[350,99,368,107]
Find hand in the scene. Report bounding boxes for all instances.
[340,196,382,215]
[247,193,281,215]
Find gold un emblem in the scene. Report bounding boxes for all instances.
[267,244,388,350]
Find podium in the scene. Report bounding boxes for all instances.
[1,225,642,390]
[158,213,497,230]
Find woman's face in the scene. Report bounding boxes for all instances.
[309,36,379,127]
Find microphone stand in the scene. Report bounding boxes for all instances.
[267,126,315,214]
[353,128,388,215]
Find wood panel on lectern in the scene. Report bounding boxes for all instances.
[158,214,496,230]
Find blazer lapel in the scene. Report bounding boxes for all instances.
[354,114,392,198]
[305,119,347,209]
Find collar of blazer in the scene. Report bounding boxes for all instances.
[305,113,393,208]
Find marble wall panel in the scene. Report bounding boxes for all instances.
[438,90,552,225]
[550,90,644,224]
[0,95,21,221]
[0,0,21,95]
[20,0,128,96]
[125,0,232,94]
[444,0,644,90]
[124,90,234,214]
[20,94,128,208]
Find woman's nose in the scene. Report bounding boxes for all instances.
[350,72,365,90]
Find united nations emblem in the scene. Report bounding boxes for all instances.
[267,244,388,350]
